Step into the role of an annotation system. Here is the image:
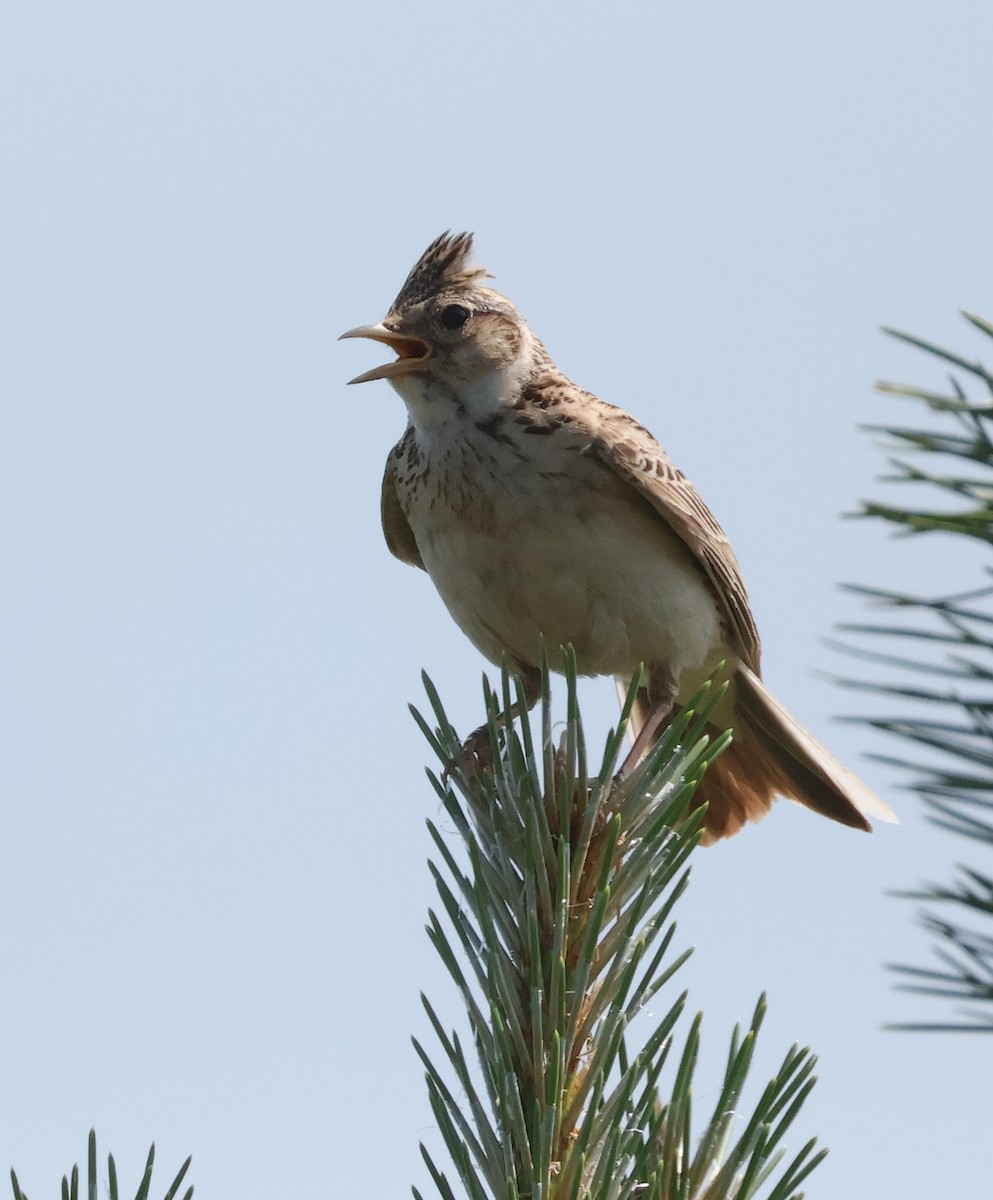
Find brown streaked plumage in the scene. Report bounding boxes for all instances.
[341,232,897,842]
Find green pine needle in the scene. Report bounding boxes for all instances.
[413,656,822,1199]
[842,311,993,1029]
[9,1131,192,1200]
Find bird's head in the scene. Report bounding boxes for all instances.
[341,232,540,405]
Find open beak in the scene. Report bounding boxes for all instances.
[339,323,432,385]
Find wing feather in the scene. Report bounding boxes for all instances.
[381,437,424,569]
[586,404,762,670]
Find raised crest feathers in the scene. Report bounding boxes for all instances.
[390,231,491,312]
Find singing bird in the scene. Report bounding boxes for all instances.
[341,232,895,841]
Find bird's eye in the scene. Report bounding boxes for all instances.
[440,304,471,330]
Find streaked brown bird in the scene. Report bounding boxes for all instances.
[341,232,896,841]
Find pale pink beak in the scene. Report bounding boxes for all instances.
[339,323,432,385]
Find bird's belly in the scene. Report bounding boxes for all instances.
[408,477,728,687]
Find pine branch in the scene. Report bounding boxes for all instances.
[8,1129,193,1200]
[840,313,993,1029]
[412,654,824,1199]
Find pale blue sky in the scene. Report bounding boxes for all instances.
[2,3,992,1196]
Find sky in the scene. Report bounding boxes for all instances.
[2,2,992,1197]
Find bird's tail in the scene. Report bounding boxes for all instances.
[622,664,897,843]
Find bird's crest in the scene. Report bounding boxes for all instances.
[390,231,491,311]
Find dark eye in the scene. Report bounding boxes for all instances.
[440,304,471,330]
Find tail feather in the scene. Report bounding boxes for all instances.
[620,666,897,843]
[736,664,896,829]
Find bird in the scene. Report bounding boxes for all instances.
[340,231,896,841]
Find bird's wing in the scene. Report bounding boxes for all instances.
[381,435,425,569]
[587,404,762,670]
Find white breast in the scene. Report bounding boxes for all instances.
[396,409,729,690]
